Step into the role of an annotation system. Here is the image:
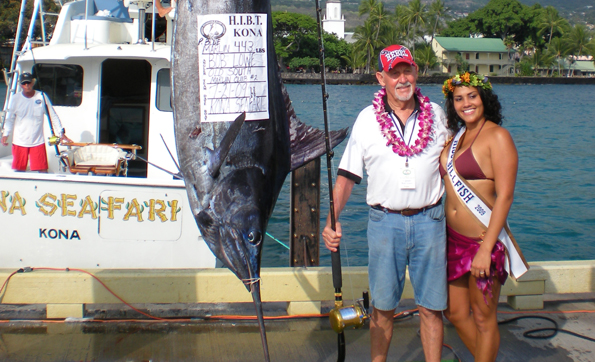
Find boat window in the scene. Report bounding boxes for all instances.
[32,64,83,107]
[156,68,172,112]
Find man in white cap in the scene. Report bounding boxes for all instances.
[322,44,450,362]
[2,72,71,172]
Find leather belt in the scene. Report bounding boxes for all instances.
[371,201,441,217]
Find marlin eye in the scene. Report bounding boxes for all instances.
[248,231,262,244]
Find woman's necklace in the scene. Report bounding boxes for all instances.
[373,87,434,158]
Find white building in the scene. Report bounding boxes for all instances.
[322,0,345,39]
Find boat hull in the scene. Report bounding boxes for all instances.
[0,172,216,269]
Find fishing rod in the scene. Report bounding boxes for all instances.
[313,2,367,361]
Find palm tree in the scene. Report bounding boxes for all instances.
[454,53,469,72]
[353,20,377,74]
[503,35,516,74]
[342,48,366,74]
[531,49,555,76]
[565,24,593,76]
[414,44,438,75]
[358,0,379,17]
[401,0,427,53]
[428,0,449,45]
[359,0,392,43]
[393,4,410,40]
[588,38,595,66]
[538,6,569,45]
[546,37,569,76]
[566,24,592,57]
[521,39,535,60]
[378,24,404,51]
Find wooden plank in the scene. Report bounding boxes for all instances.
[290,158,321,267]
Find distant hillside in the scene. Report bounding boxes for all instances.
[271,0,594,31]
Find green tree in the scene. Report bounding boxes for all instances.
[272,11,318,67]
[513,4,546,52]
[546,37,570,75]
[427,0,449,44]
[323,33,352,67]
[400,0,427,53]
[538,6,569,45]
[565,24,593,76]
[566,24,592,57]
[414,44,438,75]
[518,59,533,76]
[325,57,341,71]
[454,53,469,72]
[353,21,376,73]
[504,35,516,74]
[342,47,366,73]
[466,0,526,40]
[441,17,474,38]
[288,57,320,72]
[0,0,59,45]
[530,49,554,76]
[587,39,595,64]
[359,0,392,44]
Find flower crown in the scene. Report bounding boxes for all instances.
[442,72,492,97]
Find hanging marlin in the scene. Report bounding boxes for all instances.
[171,0,348,360]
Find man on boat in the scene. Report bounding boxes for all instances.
[322,44,450,362]
[155,0,174,17]
[1,72,72,173]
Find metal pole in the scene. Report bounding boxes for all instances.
[23,0,40,51]
[9,0,28,73]
[39,0,47,45]
[151,0,156,51]
[84,0,89,49]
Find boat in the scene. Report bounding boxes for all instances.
[0,0,217,269]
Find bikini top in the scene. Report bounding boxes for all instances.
[439,121,493,181]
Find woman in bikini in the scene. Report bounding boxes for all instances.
[439,72,526,362]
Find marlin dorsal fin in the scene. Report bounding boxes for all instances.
[207,112,246,178]
[281,83,348,171]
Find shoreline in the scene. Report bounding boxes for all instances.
[281,72,595,85]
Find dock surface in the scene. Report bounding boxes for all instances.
[0,293,593,361]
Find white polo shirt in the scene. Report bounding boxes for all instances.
[3,91,64,148]
[338,95,449,210]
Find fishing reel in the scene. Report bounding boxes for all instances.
[329,291,370,334]
[47,135,60,146]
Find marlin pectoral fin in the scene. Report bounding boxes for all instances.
[207,112,247,178]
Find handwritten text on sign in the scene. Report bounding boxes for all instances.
[197,14,269,123]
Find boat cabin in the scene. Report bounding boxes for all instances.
[1,0,177,179]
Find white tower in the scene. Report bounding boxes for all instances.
[322,0,345,39]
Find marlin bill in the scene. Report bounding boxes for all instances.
[171,0,348,360]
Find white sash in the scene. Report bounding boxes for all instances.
[446,127,528,279]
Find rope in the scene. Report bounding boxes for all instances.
[241,277,261,286]
[266,232,290,250]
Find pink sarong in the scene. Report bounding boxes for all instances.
[447,225,508,304]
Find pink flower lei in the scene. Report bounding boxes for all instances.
[372,87,434,157]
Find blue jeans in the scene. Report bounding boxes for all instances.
[367,204,447,311]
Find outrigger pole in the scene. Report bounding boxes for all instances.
[1,0,29,135]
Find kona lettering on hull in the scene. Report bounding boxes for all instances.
[39,228,81,240]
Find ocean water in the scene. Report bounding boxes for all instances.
[3,83,595,267]
[264,83,595,267]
